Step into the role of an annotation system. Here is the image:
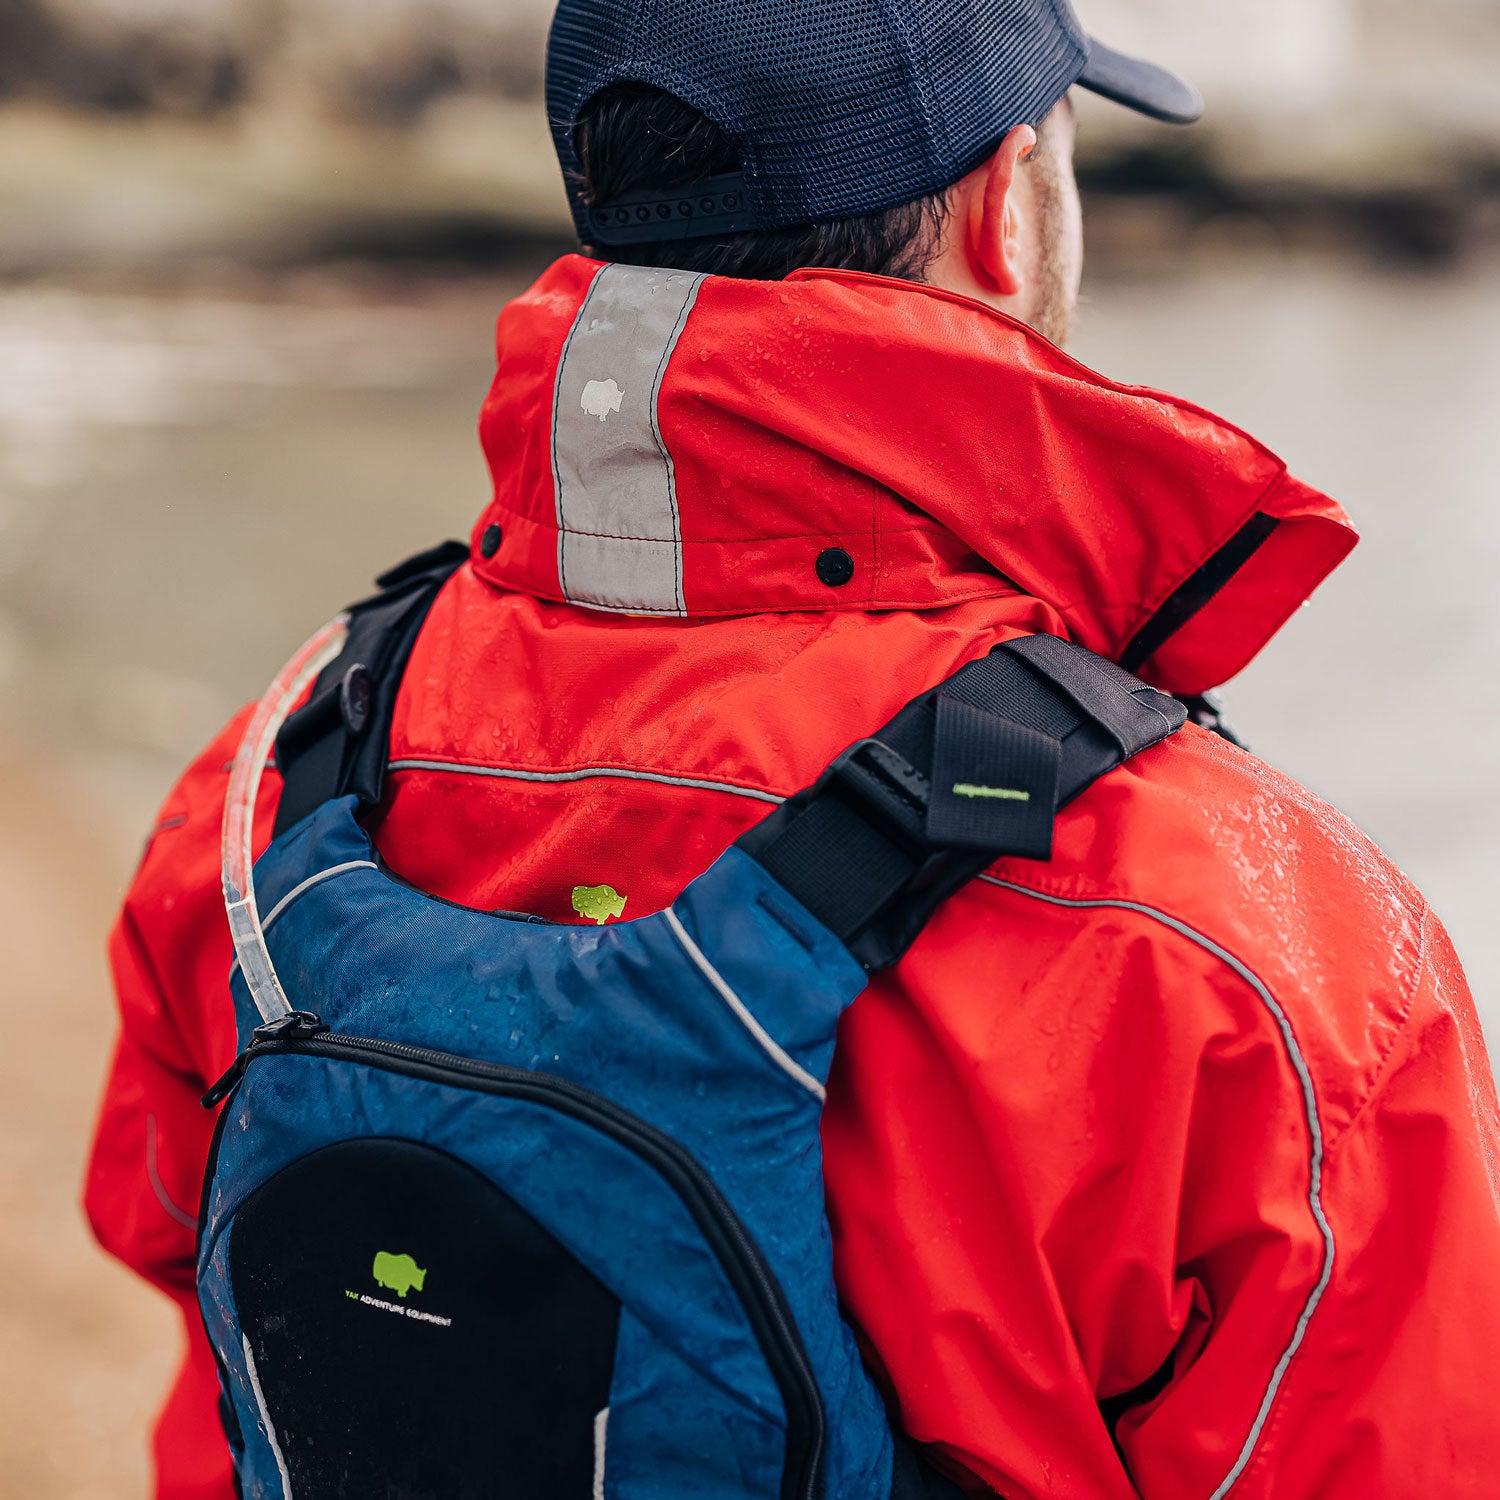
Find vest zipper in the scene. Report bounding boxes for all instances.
[204,1014,825,1500]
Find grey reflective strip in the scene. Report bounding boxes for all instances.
[592,1407,609,1500]
[663,907,826,1103]
[242,1334,293,1500]
[261,860,379,934]
[978,874,1335,1497]
[146,1113,198,1231]
[387,759,783,806]
[552,263,706,614]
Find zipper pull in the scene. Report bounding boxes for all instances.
[251,1009,327,1045]
[200,1011,327,1109]
[201,1055,251,1110]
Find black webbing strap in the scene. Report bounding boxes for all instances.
[272,541,469,837]
[737,635,1188,972]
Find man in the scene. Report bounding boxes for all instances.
[87,0,1500,1495]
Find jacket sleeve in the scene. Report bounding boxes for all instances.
[1231,913,1500,1493]
[828,871,1500,1500]
[1119,909,1500,1497]
[83,707,274,1500]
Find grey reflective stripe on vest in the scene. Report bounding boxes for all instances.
[663,906,826,1103]
[242,1334,294,1500]
[552,264,707,614]
[978,873,1335,1498]
[261,860,379,934]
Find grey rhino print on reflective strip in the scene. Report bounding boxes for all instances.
[552,264,707,613]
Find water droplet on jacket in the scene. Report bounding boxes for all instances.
[506,1029,522,1051]
[693,1080,709,1099]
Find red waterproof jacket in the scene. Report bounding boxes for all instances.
[87,257,1500,1499]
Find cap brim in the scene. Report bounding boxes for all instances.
[1077,38,1204,125]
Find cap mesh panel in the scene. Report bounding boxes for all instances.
[548,0,1088,238]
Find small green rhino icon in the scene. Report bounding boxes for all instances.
[572,884,627,925]
[372,1251,426,1298]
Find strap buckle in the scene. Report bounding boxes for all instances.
[818,738,933,848]
[815,703,1063,860]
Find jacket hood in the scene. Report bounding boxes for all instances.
[472,255,1356,695]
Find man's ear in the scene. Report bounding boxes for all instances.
[963,123,1038,298]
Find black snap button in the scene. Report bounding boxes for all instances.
[700,197,715,213]
[656,203,672,219]
[816,547,855,587]
[339,664,373,736]
[479,523,502,559]
[635,206,651,222]
[724,193,740,210]
[678,200,693,216]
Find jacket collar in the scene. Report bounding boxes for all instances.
[471,255,1355,695]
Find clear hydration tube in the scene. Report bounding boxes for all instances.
[222,614,350,1023]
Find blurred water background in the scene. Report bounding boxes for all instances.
[1,1,1498,1494]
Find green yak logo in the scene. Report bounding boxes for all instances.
[572,884,627,925]
[372,1251,426,1298]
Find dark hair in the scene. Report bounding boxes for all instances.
[571,84,950,282]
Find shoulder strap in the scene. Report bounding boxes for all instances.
[737,635,1188,972]
[272,541,469,837]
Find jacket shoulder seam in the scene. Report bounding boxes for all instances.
[1322,900,1433,1156]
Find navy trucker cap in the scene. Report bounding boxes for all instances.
[548,0,1203,248]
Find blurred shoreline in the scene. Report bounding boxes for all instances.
[2,97,1498,280]
[4,0,1500,278]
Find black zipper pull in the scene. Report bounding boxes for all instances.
[201,1055,251,1110]
[200,1011,327,1108]
[252,1009,327,1045]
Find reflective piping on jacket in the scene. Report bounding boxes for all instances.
[551,263,706,615]
[242,1333,293,1500]
[387,758,784,805]
[663,906,826,1103]
[146,1113,199,1231]
[978,874,1335,1498]
[261,860,379,934]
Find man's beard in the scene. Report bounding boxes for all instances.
[1025,155,1078,349]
